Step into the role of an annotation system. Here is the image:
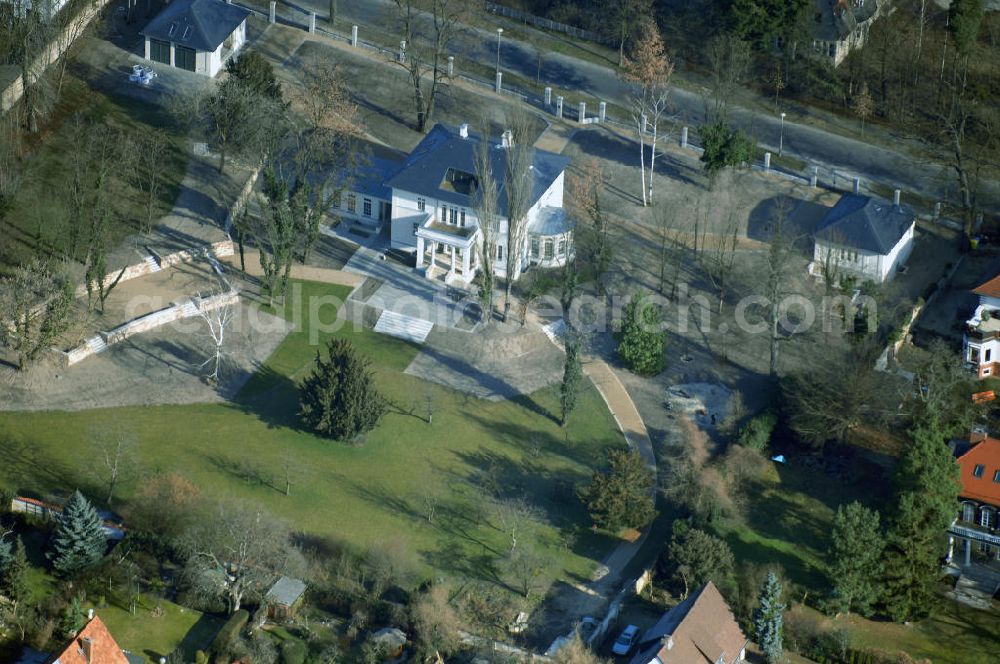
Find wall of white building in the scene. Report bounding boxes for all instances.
[813,222,914,284]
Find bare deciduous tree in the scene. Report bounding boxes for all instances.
[196,294,236,385]
[472,119,501,322]
[501,106,533,321]
[0,259,74,371]
[89,425,139,506]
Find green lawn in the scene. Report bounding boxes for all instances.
[0,281,623,596]
[92,594,223,663]
[0,74,188,275]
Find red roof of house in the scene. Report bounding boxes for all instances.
[973,274,1000,299]
[957,436,1000,505]
[49,615,130,664]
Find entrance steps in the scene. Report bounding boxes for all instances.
[373,309,434,344]
[541,318,567,345]
[951,564,1000,609]
[144,255,162,273]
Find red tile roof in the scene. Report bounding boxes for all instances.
[957,436,1000,505]
[973,274,1000,299]
[50,615,129,664]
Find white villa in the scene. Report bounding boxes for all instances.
[333,123,574,287]
[140,0,250,77]
[810,0,892,67]
[810,193,915,284]
[1,0,70,20]
[964,274,1000,379]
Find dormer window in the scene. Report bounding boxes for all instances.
[182,26,192,41]
[994,470,1000,483]
[974,464,985,478]
[167,23,177,37]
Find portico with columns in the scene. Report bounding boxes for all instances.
[414,219,481,287]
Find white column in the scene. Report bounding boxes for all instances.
[309,12,316,34]
[169,43,175,67]
[495,71,502,93]
[680,126,688,148]
[351,25,358,46]
[964,537,972,566]
[449,246,456,276]
[416,236,425,268]
[555,96,563,119]
[946,536,955,564]
[463,246,471,275]
[429,242,436,271]
[853,177,861,195]
[448,56,454,77]
[599,101,606,122]
[764,152,771,172]
[269,1,276,24]
[544,87,551,105]
[144,38,150,60]
[578,101,586,124]
[810,165,819,187]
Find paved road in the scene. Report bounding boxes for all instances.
[284,0,998,214]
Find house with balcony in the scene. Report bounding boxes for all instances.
[810,0,893,67]
[947,432,1000,596]
[963,273,1000,378]
[140,0,250,77]
[334,123,574,288]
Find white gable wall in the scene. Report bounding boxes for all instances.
[813,221,914,284]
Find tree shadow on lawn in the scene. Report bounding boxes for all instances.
[462,411,607,463]
[0,433,93,498]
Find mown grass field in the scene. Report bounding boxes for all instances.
[0,281,623,595]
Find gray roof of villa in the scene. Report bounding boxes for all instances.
[814,193,914,254]
[812,0,885,42]
[387,124,570,218]
[528,206,574,236]
[266,576,306,606]
[141,0,250,52]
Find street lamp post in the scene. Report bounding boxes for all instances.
[496,28,503,76]
[779,112,786,157]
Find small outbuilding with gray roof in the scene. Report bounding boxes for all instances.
[141,0,250,77]
[266,576,307,620]
[810,192,915,284]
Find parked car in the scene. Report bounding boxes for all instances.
[611,625,640,656]
[576,616,599,643]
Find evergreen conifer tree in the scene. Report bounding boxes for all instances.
[615,292,666,376]
[1,536,29,608]
[753,571,785,664]
[882,416,959,622]
[827,502,883,616]
[0,536,12,571]
[560,333,584,426]
[299,338,387,441]
[48,491,107,577]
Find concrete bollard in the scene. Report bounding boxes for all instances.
[309,12,316,34]
[556,96,563,119]
[399,41,406,64]
[763,152,771,172]
[680,126,688,148]
[853,177,861,195]
[934,202,942,219]
[599,101,606,122]
[495,71,502,93]
[810,165,818,187]
[351,25,358,46]
[448,56,454,77]
[578,102,586,123]
[269,1,276,24]
[893,189,901,207]
[544,87,551,106]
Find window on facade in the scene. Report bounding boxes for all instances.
[363,198,373,217]
[974,464,985,478]
[412,222,420,235]
[981,509,993,529]
[441,204,447,221]
[417,198,426,212]
[530,238,539,258]
[963,503,975,522]
[347,193,356,213]
[987,349,993,362]
[497,245,503,261]
[460,209,466,227]
[971,347,981,363]
[450,207,458,224]
[544,240,554,260]
[175,45,196,72]
[994,469,1000,483]
[558,239,566,256]
[150,39,170,65]
[331,191,341,209]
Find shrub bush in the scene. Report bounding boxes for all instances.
[209,609,249,656]
[280,639,308,664]
[738,412,778,452]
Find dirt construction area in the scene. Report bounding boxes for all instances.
[0,300,290,412]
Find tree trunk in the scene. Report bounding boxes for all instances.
[637,125,647,206]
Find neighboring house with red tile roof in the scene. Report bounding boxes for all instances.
[48,614,132,664]
[963,274,1000,378]
[948,433,1000,569]
[627,582,748,664]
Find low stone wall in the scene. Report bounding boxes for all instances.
[64,290,240,366]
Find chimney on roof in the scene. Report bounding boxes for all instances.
[501,129,513,149]
[87,608,94,620]
[458,123,469,139]
[81,637,93,663]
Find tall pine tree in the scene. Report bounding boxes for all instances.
[48,491,107,577]
[827,502,883,616]
[882,417,959,622]
[1,536,29,609]
[299,338,387,441]
[560,333,584,426]
[753,571,785,664]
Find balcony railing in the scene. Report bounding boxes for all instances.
[949,520,1000,546]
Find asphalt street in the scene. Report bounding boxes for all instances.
[289,0,997,214]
